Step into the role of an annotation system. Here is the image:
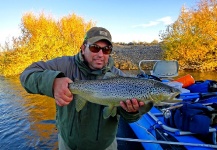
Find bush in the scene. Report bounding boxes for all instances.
[0,12,95,76]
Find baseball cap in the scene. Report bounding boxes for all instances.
[84,27,112,45]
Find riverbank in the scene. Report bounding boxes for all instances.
[111,44,163,70]
[111,44,217,72]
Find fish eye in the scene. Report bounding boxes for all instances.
[169,87,174,92]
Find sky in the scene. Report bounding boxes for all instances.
[0,0,198,46]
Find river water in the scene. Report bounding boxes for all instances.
[0,77,58,150]
[0,70,217,150]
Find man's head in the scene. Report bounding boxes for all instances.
[84,27,112,45]
[81,27,113,70]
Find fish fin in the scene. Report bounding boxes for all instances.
[103,106,116,119]
[139,101,154,115]
[75,95,87,112]
[111,107,117,117]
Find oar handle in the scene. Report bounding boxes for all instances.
[179,92,217,101]
[200,92,217,98]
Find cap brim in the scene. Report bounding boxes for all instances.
[87,36,112,45]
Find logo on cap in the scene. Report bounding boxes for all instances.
[99,31,108,37]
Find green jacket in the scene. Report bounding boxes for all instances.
[20,52,141,150]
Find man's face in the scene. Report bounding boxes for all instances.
[81,40,111,70]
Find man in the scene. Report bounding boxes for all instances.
[20,27,144,150]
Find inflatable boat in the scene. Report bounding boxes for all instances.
[117,60,217,150]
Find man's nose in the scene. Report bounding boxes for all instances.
[98,49,104,56]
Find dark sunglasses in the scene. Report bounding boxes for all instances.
[87,44,112,54]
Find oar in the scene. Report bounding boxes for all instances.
[116,137,217,149]
[179,92,217,101]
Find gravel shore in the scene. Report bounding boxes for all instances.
[111,44,163,70]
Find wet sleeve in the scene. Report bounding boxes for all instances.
[20,70,64,98]
[20,59,66,97]
[118,107,141,123]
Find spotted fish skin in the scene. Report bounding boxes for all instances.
[69,77,180,119]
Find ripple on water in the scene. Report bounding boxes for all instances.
[0,76,58,149]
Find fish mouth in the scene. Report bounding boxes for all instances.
[157,92,182,106]
[153,92,182,106]
[169,92,181,101]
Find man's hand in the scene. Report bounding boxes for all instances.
[120,98,144,113]
[53,77,73,106]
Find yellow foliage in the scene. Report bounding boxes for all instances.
[0,12,95,76]
[160,0,217,71]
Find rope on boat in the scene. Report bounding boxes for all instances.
[116,137,217,148]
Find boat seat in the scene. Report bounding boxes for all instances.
[138,60,179,78]
[151,60,179,78]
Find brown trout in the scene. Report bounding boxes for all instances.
[69,77,180,119]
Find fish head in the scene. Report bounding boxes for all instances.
[147,81,181,104]
[138,82,181,115]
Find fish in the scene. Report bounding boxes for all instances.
[69,77,181,119]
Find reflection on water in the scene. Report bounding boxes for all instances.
[0,76,58,150]
[0,71,217,149]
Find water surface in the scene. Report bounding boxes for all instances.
[0,77,57,150]
[0,71,217,149]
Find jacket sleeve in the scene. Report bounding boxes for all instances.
[118,107,141,123]
[20,57,67,98]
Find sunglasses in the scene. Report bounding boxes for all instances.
[87,44,112,54]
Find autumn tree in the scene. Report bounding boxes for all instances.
[0,12,94,76]
[160,0,217,71]
[150,39,159,45]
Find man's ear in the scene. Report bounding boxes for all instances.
[80,44,85,54]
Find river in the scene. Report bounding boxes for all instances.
[0,76,58,150]
[0,70,217,149]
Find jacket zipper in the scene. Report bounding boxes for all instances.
[96,106,103,140]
